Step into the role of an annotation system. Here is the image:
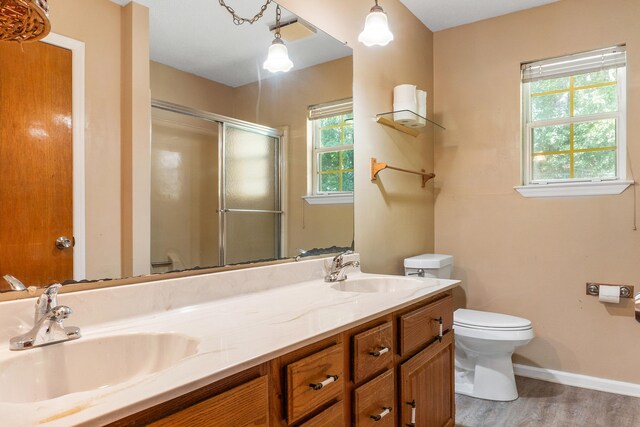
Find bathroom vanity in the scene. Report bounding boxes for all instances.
[0,255,459,426]
[111,292,454,426]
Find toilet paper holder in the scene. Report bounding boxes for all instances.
[586,283,634,298]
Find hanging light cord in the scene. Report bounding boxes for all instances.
[218,0,273,25]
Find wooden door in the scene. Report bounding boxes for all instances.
[400,333,455,427]
[0,41,73,288]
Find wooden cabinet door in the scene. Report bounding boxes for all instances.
[399,332,455,427]
[148,375,269,427]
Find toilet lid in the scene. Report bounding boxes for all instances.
[454,309,532,331]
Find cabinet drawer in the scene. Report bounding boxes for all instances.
[287,344,344,423]
[299,401,345,427]
[399,295,453,356]
[148,375,269,427]
[353,370,395,427]
[352,322,393,384]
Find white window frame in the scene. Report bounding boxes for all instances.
[304,99,354,205]
[516,46,632,198]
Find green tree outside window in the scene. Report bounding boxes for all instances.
[527,69,621,182]
[314,113,354,193]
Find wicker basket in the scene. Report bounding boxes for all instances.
[0,0,50,43]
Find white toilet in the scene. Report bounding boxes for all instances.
[404,254,534,402]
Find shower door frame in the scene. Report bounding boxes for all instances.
[150,99,285,266]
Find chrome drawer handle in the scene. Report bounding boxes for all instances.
[369,347,389,357]
[371,407,392,421]
[406,400,416,426]
[309,374,338,390]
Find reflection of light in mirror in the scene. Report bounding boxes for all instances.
[28,127,48,138]
[156,150,182,200]
[533,155,546,162]
[54,114,72,128]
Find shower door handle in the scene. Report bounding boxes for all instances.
[220,208,284,214]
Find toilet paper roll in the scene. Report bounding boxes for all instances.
[393,84,417,110]
[394,84,418,124]
[599,285,620,304]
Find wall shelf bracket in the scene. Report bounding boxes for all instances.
[370,158,435,188]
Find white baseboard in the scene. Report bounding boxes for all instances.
[514,364,640,398]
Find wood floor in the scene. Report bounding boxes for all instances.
[455,376,640,427]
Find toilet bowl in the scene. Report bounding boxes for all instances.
[403,254,534,402]
[454,309,534,401]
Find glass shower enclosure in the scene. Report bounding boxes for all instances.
[150,100,283,272]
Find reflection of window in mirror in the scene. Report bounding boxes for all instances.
[305,99,354,205]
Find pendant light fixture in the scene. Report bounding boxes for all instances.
[263,5,293,73]
[358,0,394,47]
[218,0,293,73]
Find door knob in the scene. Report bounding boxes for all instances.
[55,236,73,249]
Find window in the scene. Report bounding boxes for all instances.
[305,99,354,204]
[517,46,631,197]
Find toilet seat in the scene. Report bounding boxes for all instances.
[454,309,532,331]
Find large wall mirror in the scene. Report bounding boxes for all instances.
[0,0,354,292]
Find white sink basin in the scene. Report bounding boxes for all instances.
[0,332,199,403]
[331,277,432,293]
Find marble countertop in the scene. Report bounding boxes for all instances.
[0,258,459,427]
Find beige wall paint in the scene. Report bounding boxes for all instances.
[279,0,436,274]
[121,2,151,277]
[150,61,235,117]
[51,0,150,279]
[49,0,122,279]
[433,0,640,382]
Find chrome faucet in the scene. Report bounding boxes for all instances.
[325,251,360,282]
[10,284,81,350]
[3,274,26,291]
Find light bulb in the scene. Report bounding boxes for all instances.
[358,4,394,47]
[263,38,294,73]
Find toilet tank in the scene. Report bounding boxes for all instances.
[404,254,454,279]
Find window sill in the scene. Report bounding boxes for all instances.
[514,180,634,198]
[303,194,353,205]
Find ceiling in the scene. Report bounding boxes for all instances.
[110,0,351,87]
[399,0,560,32]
